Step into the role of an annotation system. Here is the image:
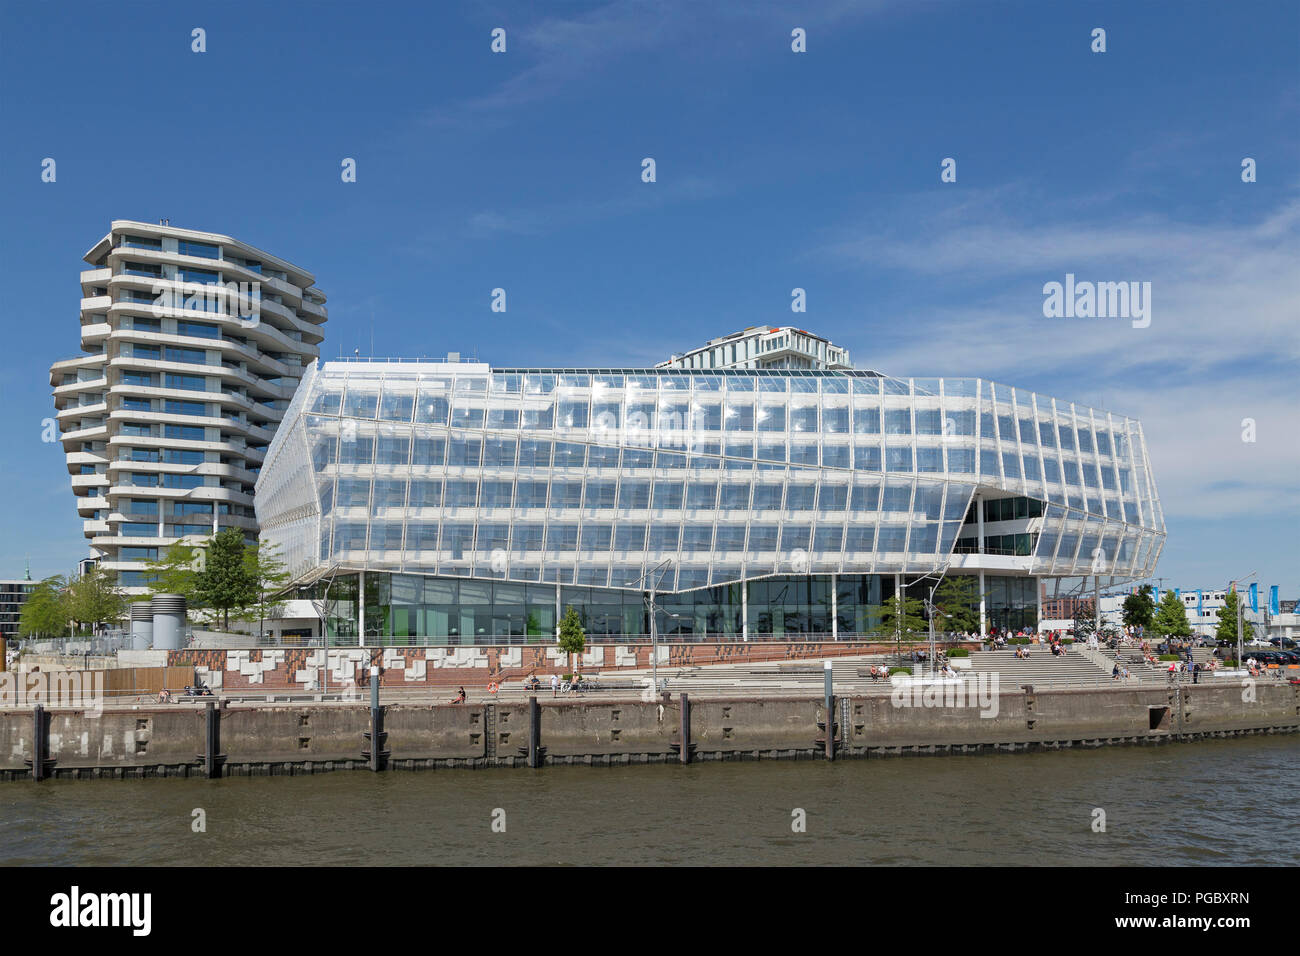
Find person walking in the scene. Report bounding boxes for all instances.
[550,672,559,698]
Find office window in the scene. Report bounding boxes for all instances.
[177,239,220,259]
[164,373,207,392]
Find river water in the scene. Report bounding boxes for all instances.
[3,737,1296,866]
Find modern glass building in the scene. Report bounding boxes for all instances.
[49,221,327,593]
[255,359,1163,643]
[0,579,36,642]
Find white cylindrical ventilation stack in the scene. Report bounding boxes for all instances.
[129,600,154,651]
[150,594,186,650]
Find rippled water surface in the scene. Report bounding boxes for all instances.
[3,737,1297,866]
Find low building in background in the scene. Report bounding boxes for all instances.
[0,578,36,643]
[657,326,853,371]
[1098,586,1276,637]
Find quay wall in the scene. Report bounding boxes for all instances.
[1,682,1295,780]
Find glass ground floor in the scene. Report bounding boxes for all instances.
[295,572,1040,644]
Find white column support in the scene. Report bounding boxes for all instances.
[358,569,365,646]
[1036,575,1043,633]
[979,569,987,636]
[742,582,748,641]
[894,572,902,644]
[831,573,839,640]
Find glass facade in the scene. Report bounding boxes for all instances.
[297,570,1037,644]
[257,361,1164,639]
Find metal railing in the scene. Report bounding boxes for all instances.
[17,630,132,657]
[293,629,977,648]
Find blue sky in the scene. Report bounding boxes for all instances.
[1,0,1296,595]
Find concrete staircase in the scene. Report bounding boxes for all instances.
[960,647,1120,689]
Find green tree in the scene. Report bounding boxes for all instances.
[1215,589,1254,644]
[245,539,291,638]
[932,576,981,633]
[193,528,257,631]
[66,566,126,633]
[1121,585,1156,631]
[557,605,586,674]
[18,576,69,638]
[875,592,928,652]
[1073,600,1098,640]
[1152,589,1192,639]
[144,541,203,604]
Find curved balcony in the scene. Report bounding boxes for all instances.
[52,376,108,399]
[81,323,112,346]
[49,355,107,385]
[104,461,257,487]
[56,401,107,421]
[65,451,108,472]
[60,423,108,443]
[299,297,327,322]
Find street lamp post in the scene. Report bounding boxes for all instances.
[1229,570,1257,672]
[627,557,674,695]
[307,564,340,696]
[901,563,949,680]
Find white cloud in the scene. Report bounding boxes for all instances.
[817,191,1300,520]
[467,175,722,238]
[425,0,916,126]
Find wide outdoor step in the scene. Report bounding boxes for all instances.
[959,648,1121,687]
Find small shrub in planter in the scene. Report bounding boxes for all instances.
[1157,654,1179,662]
[888,666,912,676]
[946,648,970,658]
[1061,638,1074,644]
[1008,637,1032,645]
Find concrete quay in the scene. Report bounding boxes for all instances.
[1,680,1296,781]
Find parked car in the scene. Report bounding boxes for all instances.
[1243,650,1297,666]
[1269,637,1298,649]
[1239,652,1273,665]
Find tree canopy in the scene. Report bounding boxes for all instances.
[558,606,586,672]
[193,528,258,630]
[245,539,291,637]
[66,566,127,630]
[144,542,204,606]
[1121,585,1156,631]
[1152,589,1192,639]
[18,576,69,638]
[1215,589,1254,644]
[875,592,928,644]
[141,531,290,632]
[932,576,982,633]
[18,569,127,638]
